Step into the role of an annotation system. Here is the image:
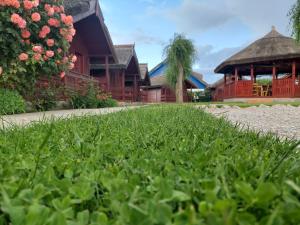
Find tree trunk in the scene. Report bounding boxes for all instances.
[176,64,184,103]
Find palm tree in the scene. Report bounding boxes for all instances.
[289,0,300,41]
[164,34,196,103]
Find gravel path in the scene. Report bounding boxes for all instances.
[198,105,300,140]
[0,106,140,128]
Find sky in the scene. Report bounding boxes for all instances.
[100,0,296,84]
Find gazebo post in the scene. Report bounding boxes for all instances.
[234,67,238,96]
[250,64,254,82]
[272,66,277,97]
[292,61,296,97]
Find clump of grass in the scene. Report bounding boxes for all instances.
[0,105,299,225]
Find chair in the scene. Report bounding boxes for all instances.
[252,83,263,96]
[262,85,270,97]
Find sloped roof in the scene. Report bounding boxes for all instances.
[114,45,135,66]
[209,78,225,89]
[149,61,207,89]
[64,0,90,15]
[150,71,207,89]
[215,26,300,74]
[64,0,99,23]
[139,64,148,80]
[64,0,117,63]
[191,72,208,86]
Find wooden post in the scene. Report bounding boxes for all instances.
[105,56,110,92]
[292,61,296,97]
[272,66,277,97]
[250,65,254,82]
[234,68,238,96]
[122,70,125,101]
[224,74,227,85]
[133,75,137,102]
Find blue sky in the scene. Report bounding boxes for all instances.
[101,0,295,84]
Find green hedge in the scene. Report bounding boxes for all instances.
[0,89,25,115]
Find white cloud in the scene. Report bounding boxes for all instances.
[164,0,295,35]
[166,0,234,33]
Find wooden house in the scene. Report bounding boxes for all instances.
[90,44,142,102]
[214,26,300,102]
[63,0,117,94]
[141,61,208,102]
[45,0,144,102]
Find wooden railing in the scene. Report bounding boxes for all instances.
[273,79,293,98]
[64,71,99,95]
[236,80,253,97]
[295,83,300,97]
[224,82,235,99]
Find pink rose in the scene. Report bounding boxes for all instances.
[68,63,74,70]
[19,53,28,61]
[0,67,3,75]
[60,72,66,79]
[46,50,54,58]
[46,39,55,47]
[71,55,77,63]
[31,12,41,22]
[47,7,55,16]
[32,45,42,53]
[21,29,31,39]
[33,53,42,61]
[23,0,34,10]
[42,25,50,34]
[48,18,60,27]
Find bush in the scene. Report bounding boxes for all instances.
[0,89,25,115]
[70,84,117,109]
[0,0,77,94]
[31,87,57,111]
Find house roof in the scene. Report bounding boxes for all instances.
[64,0,117,63]
[149,61,207,89]
[64,0,100,23]
[150,71,207,89]
[215,26,300,74]
[209,78,225,89]
[139,64,149,80]
[114,45,135,66]
[90,45,141,77]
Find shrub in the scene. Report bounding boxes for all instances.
[70,84,117,109]
[97,98,118,108]
[0,88,25,115]
[31,87,57,111]
[0,0,77,94]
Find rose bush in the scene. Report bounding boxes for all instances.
[0,0,77,95]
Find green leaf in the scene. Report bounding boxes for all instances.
[235,181,254,203]
[236,212,257,225]
[77,210,89,225]
[172,190,191,202]
[255,183,280,204]
[90,212,108,225]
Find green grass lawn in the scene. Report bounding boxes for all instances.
[0,106,299,225]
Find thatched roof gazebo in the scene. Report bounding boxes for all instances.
[214,27,300,101]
